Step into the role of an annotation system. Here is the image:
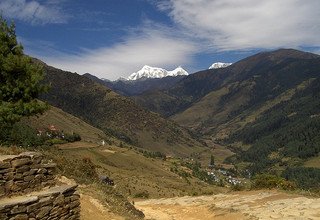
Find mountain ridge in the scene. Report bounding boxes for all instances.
[39,62,205,156]
[127,65,188,80]
[209,62,232,69]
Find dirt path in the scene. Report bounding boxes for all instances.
[135,190,320,220]
[80,194,124,220]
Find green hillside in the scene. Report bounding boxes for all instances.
[23,105,108,143]
[131,49,320,189]
[39,63,205,156]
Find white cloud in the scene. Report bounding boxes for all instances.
[0,0,68,25]
[162,0,320,51]
[34,28,197,80]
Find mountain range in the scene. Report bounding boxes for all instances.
[38,61,205,156]
[36,48,320,189]
[127,65,188,80]
[208,62,232,69]
[84,49,320,188]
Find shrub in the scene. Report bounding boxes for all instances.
[252,174,295,190]
[64,133,81,142]
[9,123,44,147]
[133,191,149,198]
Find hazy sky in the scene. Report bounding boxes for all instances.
[1,0,320,80]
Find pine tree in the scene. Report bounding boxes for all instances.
[210,155,215,166]
[0,17,47,137]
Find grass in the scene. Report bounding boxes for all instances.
[303,155,320,168]
[23,105,108,143]
[50,142,225,199]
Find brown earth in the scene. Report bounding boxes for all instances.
[135,190,320,220]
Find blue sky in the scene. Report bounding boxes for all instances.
[1,0,320,80]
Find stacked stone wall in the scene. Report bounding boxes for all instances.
[0,152,56,197]
[0,152,80,220]
[0,184,80,220]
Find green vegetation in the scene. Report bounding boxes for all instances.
[24,105,108,143]
[0,17,48,146]
[0,17,47,143]
[252,174,296,190]
[40,63,206,156]
[133,191,150,199]
[282,167,320,190]
[210,155,215,166]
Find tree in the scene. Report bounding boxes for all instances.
[210,155,215,166]
[0,17,47,139]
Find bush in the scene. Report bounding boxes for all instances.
[252,174,295,190]
[231,183,246,191]
[45,138,67,145]
[133,191,149,198]
[64,133,81,142]
[8,123,44,147]
[282,167,320,190]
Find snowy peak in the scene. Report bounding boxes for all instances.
[209,62,232,69]
[127,65,188,80]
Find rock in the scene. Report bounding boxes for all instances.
[37,168,48,174]
[5,180,14,192]
[0,213,8,220]
[9,213,28,220]
[26,202,41,213]
[3,172,14,181]
[53,194,65,206]
[15,181,28,190]
[0,168,14,174]
[36,206,52,219]
[14,173,24,180]
[18,152,42,160]
[0,162,11,169]
[69,194,80,202]
[0,185,5,197]
[11,158,31,168]
[11,205,26,214]
[0,155,17,163]
[0,196,38,209]
[23,169,37,176]
[34,174,45,181]
[69,200,80,209]
[49,206,64,217]
[23,175,34,182]
[39,197,54,207]
[16,165,30,173]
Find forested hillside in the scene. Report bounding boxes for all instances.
[39,63,205,156]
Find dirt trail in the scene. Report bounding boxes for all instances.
[135,190,320,220]
[80,194,124,220]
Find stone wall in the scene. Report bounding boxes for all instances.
[0,152,56,197]
[0,184,80,220]
[0,152,80,220]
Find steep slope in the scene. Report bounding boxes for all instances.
[130,49,320,186]
[85,73,185,96]
[169,49,320,185]
[22,105,108,143]
[135,49,320,117]
[172,49,320,135]
[39,63,205,156]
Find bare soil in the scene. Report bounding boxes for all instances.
[135,190,320,220]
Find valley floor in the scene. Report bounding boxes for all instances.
[135,190,320,220]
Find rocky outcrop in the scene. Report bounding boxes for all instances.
[0,152,80,220]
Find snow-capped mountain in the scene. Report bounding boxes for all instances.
[127,65,188,80]
[209,62,232,69]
